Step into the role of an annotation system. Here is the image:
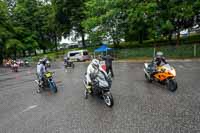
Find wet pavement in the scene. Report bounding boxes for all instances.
[0,61,200,133]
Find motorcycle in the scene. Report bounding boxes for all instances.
[64,61,75,69]
[83,66,114,107]
[11,63,19,72]
[35,71,57,93]
[144,62,178,92]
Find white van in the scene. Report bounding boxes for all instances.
[67,50,90,62]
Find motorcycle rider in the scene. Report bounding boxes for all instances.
[148,51,167,76]
[86,59,100,93]
[64,56,70,65]
[36,59,47,88]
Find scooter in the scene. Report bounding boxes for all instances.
[64,61,75,69]
[83,66,114,107]
[35,72,57,93]
[144,62,178,92]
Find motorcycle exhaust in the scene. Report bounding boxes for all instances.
[144,68,151,79]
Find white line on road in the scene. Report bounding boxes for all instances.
[22,105,38,113]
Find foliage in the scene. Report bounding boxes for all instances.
[1,0,200,64]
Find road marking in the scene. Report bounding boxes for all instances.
[22,105,38,113]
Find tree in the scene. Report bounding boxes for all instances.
[156,0,200,46]
[53,0,87,47]
[0,0,13,63]
[83,0,130,47]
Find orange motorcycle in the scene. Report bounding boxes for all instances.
[144,63,178,92]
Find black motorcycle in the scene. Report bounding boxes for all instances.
[83,69,114,107]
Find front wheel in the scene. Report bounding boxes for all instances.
[103,92,114,107]
[48,80,57,93]
[167,79,177,92]
[84,89,88,99]
[145,73,152,83]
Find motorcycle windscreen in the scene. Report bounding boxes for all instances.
[96,71,109,88]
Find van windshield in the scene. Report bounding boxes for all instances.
[69,52,79,57]
[83,51,88,55]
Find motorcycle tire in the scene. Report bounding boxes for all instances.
[167,79,177,92]
[103,92,114,107]
[48,80,57,93]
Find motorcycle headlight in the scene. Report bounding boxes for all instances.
[170,69,176,76]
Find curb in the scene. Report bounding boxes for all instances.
[114,58,200,63]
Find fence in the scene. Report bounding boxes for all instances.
[114,44,200,59]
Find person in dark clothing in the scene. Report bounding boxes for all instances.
[154,51,167,66]
[101,54,114,77]
[148,51,167,76]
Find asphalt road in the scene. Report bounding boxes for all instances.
[0,61,200,133]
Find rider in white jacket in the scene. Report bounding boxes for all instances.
[37,59,47,85]
[86,59,100,91]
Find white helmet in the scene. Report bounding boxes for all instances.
[91,59,100,69]
[39,59,43,62]
[156,51,163,58]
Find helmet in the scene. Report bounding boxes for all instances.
[156,51,163,58]
[43,57,48,62]
[91,59,100,69]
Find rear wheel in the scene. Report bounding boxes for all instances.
[103,92,114,107]
[167,79,177,92]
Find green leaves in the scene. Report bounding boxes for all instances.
[5,39,24,50]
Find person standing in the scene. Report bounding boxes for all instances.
[102,54,114,77]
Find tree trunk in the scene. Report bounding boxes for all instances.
[81,30,86,47]
[14,44,17,60]
[168,31,172,43]
[23,50,26,57]
[35,50,37,56]
[28,50,31,56]
[139,30,143,44]
[54,33,58,51]
[176,31,180,47]
[43,49,46,54]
